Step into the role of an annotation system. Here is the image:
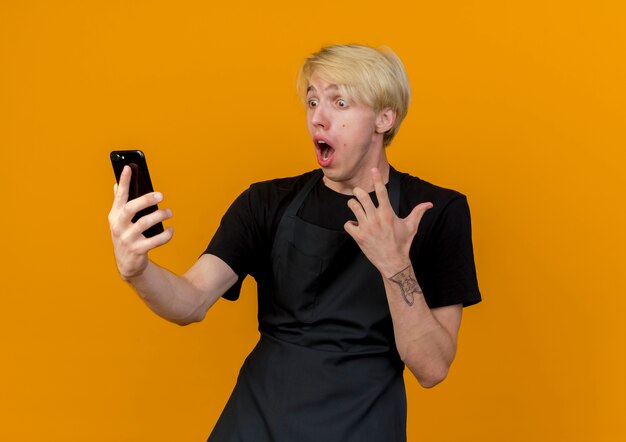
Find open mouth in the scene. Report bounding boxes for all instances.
[317,140,335,162]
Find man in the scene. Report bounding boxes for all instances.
[109,44,481,441]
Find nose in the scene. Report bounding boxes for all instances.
[310,103,329,128]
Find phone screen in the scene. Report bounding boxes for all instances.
[110,150,164,238]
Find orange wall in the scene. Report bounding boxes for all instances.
[1,1,624,440]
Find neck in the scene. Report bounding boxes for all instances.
[322,158,390,195]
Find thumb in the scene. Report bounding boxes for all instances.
[406,202,433,231]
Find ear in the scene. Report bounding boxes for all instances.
[375,108,396,134]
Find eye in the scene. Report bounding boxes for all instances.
[307,98,319,108]
[337,98,348,108]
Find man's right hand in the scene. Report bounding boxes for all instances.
[108,165,174,281]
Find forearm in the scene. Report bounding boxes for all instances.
[126,260,214,325]
[342,169,457,386]
[384,265,457,388]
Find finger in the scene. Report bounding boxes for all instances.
[406,202,433,231]
[113,183,118,195]
[122,192,164,223]
[112,165,131,211]
[343,220,359,238]
[133,208,172,235]
[347,198,367,225]
[352,187,376,217]
[371,168,391,209]
[132,226,175,254]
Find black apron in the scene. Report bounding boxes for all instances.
[208,168,407,442]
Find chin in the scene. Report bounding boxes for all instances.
[321,168,341,181]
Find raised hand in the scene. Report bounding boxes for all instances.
[344,168,432,278]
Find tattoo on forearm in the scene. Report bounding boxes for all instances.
[388,265,422,306]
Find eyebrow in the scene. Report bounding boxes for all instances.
[306,84,340,94]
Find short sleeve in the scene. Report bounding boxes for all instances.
[204,188,260,301]
[414,196,482,308]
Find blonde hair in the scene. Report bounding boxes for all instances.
[297,44,411,147]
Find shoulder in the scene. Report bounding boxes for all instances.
[248,170,318,201]
[239,169,319,230]
[394,167,476,253]
[218,169,318,224]
[395,169,469,222]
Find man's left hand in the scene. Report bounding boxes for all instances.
[344,168,433,278]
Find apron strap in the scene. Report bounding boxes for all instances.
[284,170,324,218]
[388,166,401,216]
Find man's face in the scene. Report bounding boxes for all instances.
[305,74,390,193]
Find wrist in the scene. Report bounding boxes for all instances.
[379,258,412,279]
[121,260,151,285]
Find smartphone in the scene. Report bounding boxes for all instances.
[110,150,164,238]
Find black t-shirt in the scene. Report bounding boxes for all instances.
[204,168,481,309]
